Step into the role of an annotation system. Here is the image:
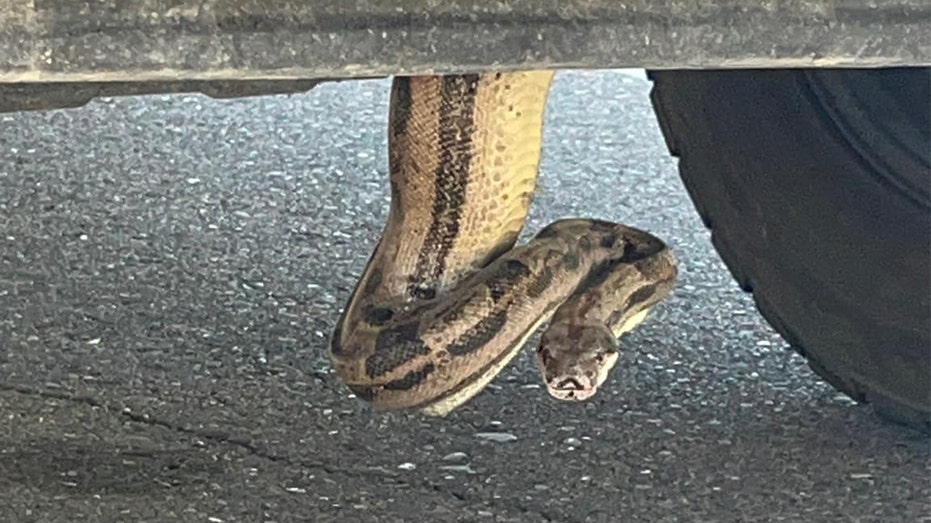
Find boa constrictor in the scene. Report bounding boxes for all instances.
[329,71,678,416]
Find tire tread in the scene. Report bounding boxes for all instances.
[647,70,930,431]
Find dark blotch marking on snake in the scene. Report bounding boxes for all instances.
[534,222,561,239]
[447,308,510,356]
[584,257,622,290]
[383,363,437,391]
[362,305,395,325]
[562,251,580,270]
[410,286,438,301]
[624,283,660,311]
[599,232,618,249]
[620,239,641,262]
[619,236,666,263]
[329,318,346,355]
[434,295,467,324]
[363,268,384,295]
[330,316,367,358]
[480,237,516,267]
[487,259,531,302]
[405,288,470,323]
[331,267,387,357]
[588,219,619,234]
[606,309,625,329]
[346,384,377,402]
[365,322,429,378]
[407,74,479,297]
[354,269,392,327]
[387,79,415,222]
[388,181,406,223]
[389,77,414,175]
[526,266,555,298]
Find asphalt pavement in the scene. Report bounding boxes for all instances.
[1,70,928,523]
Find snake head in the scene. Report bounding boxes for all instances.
[536,323,620,401]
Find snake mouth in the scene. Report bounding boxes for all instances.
[548,377,596,401]
[556,377,584,390]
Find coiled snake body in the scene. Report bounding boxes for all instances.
[330,71,678,415]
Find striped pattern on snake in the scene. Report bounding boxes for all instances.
[329,71,678,416]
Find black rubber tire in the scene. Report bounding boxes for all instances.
[645,67,930,430]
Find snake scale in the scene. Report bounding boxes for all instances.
[329,71,678,416]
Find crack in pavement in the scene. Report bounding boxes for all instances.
[2,382,355,475]
[0,382,542,516]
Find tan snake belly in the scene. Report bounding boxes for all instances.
[329,71,678,416]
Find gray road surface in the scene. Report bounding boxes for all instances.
[1,70,928,523]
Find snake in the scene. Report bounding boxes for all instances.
[329,71,678,416]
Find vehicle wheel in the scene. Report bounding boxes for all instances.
[646,67,930,430]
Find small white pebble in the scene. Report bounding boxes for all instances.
[833,394,858,405]
[475,432,517,443]
[442,452,469,462]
